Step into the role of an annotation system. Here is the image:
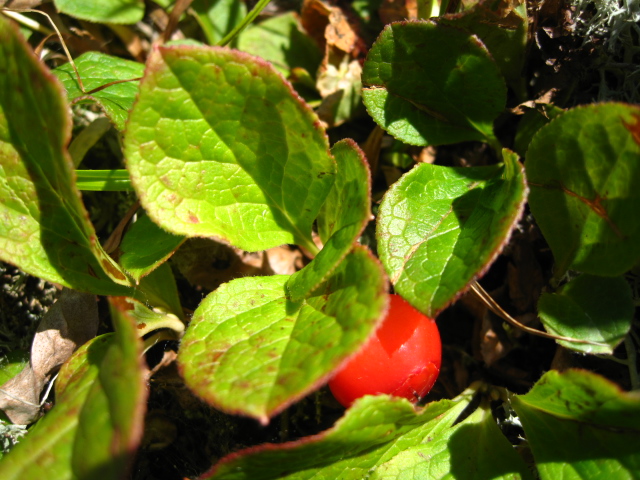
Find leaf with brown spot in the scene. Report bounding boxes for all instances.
[526,103,640,276]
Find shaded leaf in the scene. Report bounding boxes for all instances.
[53,0,145,24]
[119,212,185,282]
[109,296,185,339]
[377,150,527,317]
[237,12,322,77]
[538,274,634,354]
[362,20,506,146]
[178,246,387,422]
[316,49,363,127]
[0,18,132,295]
[192,0,247,46]
[0,289,98,425]
[511,369,640,480]
[131,262,184,319]
[53,51,144,131]
[441,0,528,97]
[287,139,370,302]
[125,45,336,252]
[0,300,146,479]
[526,103,640,276]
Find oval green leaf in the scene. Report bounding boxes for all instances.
[0,302,146,480]
[511,369,640,480]
[203,385,530,480]
[538,274,634,354]
[362,20,506,147]
[0,17,131,295]
[178,246,387,422]
[526,103,640,276]
[377,150,527,317]
[53,52,144,131]
[125,45,336,252]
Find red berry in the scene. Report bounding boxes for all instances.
[329,294,441,408]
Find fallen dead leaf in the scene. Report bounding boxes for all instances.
[0,289,98,424]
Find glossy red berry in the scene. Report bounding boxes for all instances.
[329,294,441,408]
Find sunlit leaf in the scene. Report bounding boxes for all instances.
[53,52,144,131]
[203,385,529,480]
[287,139,371,302]
[178,246,387,422]
[125,45,336,252]
[0,17,131,295]
[377,150,527,316]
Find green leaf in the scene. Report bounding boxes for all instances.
[0,17,131,295]
[125,45,336,252]
[53,0,144,24]
[75,169,134,191]
[526,103,640,276]
[0,352,29,386]
[440,0,528,98]
[377,150,527,317]
[109,296,185,339]
[237,12,322,77]
[119,212,185,282]
[0,303,146,479]
[511,369,640,480]
[538,274,634,354]
[131,261,184,318]
[362,20,506,147]
[53,52,144,131]
[513,104,563,157]
[203,385,529,480]
[178,246,387,422]
[287,140,371,302]
[371,399,533,480]
[204,394,470,479]
[192,0,247,46]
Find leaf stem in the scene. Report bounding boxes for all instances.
[470,281,609,347]
[216,0,272,47]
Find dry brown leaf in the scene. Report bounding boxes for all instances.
[379,0,417,25]
[0,289,98,424]
[301,0,360,54]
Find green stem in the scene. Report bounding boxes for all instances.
[76,170,133,191]
[216,0,272,47]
